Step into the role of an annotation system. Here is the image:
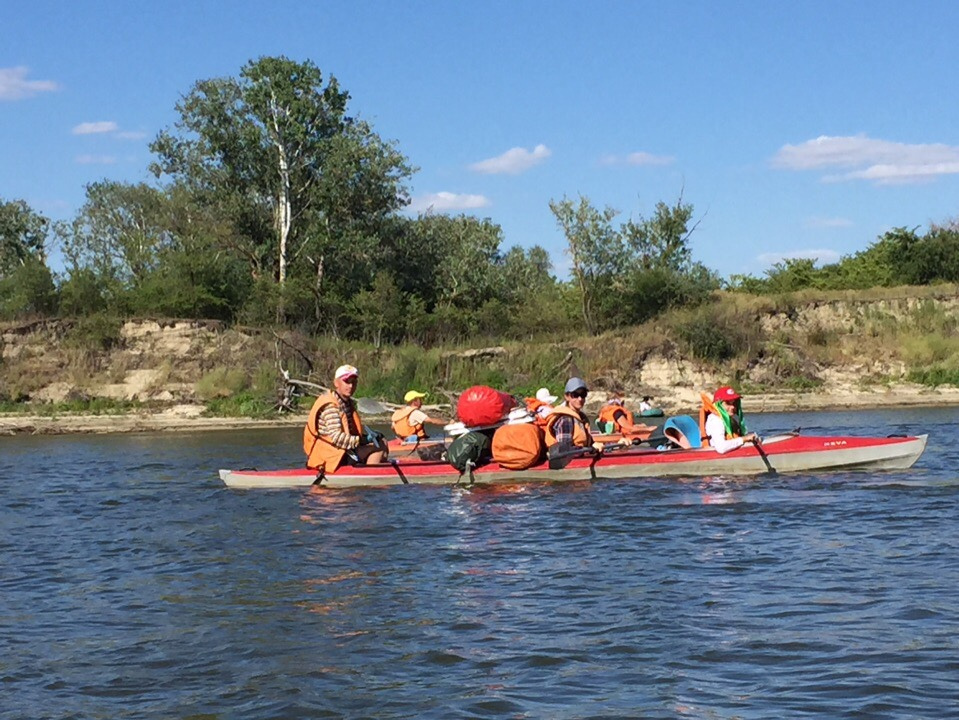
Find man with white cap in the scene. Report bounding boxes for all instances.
[303,364,388,471]
[391,390,447,442]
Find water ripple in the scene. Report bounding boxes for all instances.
[3,412,959,718]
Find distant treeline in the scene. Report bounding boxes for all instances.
[1,56,956,345]
[727,224,959,294]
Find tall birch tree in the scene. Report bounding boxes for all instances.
[149,56,412,291]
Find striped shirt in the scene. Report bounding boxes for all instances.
[318,395,362,450]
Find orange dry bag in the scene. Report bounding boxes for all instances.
[491,423,545,470]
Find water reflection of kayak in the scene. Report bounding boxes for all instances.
[221,432,927,489]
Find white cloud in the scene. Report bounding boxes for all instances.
[0,66,59,100]
[805,216,853,228]
[602,151,675,166]
[75,154,117,165]
[626,151,674,166]
[469,144,551,175]
[772,134,959,185]
[408,192,491,213]
[757,249,841,267]
[835,162,959,185]
[72,121,119,135]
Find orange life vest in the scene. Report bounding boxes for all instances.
[303,392,365,471]
[544,405,593,448]
[492,423,545,470]
[698,392,739,447]
[391,405,428,439]
[597,403,634,433]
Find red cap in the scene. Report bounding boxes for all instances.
[713,386,741,403]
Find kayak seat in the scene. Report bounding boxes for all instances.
[662,415,702,449]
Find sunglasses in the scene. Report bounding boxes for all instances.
[568,390,588,399]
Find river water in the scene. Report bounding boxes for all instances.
[2,407,958,719]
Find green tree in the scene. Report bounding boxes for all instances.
[150,55,413,301]
[0,198,49,279]
[903,221,959,285]
[621,196,698,272]
[60,181,251,319]
[60,181,167,294]
[549,195,623,335]
[393,214,506,313]
[350,271,412,347]
[0,258,57,319]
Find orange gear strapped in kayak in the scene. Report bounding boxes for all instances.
[492,423,545,469]
[597,404,634,433]
[524,397,551,426]
[390,406,428,439]
[544,405,593,448]
[304,392,365,471]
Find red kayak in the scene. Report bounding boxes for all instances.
[220,432,927,489]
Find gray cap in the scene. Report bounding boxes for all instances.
[564,377,588,394]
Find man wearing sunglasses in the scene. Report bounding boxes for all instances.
[544,377,606,459]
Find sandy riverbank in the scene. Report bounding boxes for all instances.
[0,405,306,436]
[2,383,959,436]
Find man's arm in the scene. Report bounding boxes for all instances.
[705,413,745,454]
[318,405,361,450]
[410,408,447,427]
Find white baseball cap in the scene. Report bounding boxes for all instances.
[334,364,359,380]
[535,387,558,404]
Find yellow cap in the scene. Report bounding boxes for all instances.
[404,390,427,403]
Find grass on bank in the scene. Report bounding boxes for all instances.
[0,397,144,415]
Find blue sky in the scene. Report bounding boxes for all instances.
[3,0,958,279]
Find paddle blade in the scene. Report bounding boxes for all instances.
[357,397,389,415]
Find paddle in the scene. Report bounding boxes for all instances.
[637,433,668,448]
[356,397,396,415]
[547,438,641,469]
[357,396,450,419]
[752,437,776,474]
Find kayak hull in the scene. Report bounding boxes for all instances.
[219,433,927,489]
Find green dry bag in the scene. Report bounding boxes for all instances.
[446,430,492,472]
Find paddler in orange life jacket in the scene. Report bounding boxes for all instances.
[390,390,446,442]
[303,364,389,472]
[596,391,655,436]
[700,385,761,454]
[545,377,606,455]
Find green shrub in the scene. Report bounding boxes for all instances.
[0,259,58,319]
[195,368,249,400]
[908,365,959,388]
[203,390,275,417]
[64,313,123,351]
[59,267,111,316]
